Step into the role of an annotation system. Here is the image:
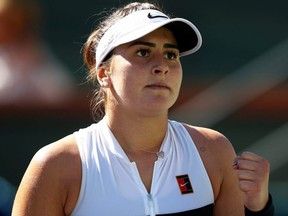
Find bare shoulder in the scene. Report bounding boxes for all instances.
[182,124,235,190]
[34,134,79,167]
[12,134,81,216]
[182,123,236,171]
[30,134,81,188]
[182,123,235,154]
[182,123,244,215]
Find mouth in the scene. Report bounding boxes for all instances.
[145,83,170,90]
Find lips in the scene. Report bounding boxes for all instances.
[146,83,170,90]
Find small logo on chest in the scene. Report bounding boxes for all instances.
[176,174,194,195]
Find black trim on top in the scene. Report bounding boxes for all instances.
[157,203,214,216]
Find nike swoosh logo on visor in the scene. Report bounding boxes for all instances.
[147,13,168,19]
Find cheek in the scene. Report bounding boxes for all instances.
[171,65,183,86]
[110,56,143,84]
[109,59,135,93]
[170,66,183,102]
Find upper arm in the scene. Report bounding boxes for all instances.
[183,124,244,215]
[12,134,81,216]
[212,135,245,215]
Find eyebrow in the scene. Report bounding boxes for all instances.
[128,41,179,50]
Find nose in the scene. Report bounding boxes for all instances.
[151,54,169,75]
[152,66,168,75]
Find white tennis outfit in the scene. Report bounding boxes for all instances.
[71,117,214,216]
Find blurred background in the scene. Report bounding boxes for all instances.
[0,0,287,215]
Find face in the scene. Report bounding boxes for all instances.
[99,27,183,116]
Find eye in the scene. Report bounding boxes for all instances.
[136,48,150,57]
[164,51,179,60]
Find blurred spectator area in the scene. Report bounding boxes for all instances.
[0,0,287,215]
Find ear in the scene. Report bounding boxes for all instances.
[97,67,111,88]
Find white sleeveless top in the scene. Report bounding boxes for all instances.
[71,118,214,216]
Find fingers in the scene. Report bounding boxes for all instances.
[239,151,264,162]
[237,169,256,181]
[234,151,270,192]
[233,151,270,175]
[238,179,261,193]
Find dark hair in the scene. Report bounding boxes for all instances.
[82,2,162,121]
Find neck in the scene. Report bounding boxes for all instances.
[105,111,168,152]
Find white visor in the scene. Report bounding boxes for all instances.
[96,9,202,71]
